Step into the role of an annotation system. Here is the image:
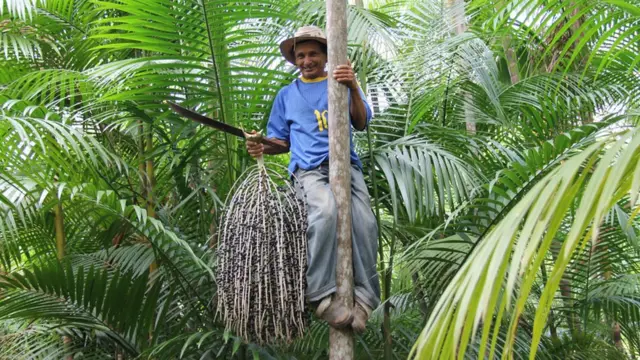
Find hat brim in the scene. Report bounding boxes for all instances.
[279,36,327,64]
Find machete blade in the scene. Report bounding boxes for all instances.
[165,101,288,152]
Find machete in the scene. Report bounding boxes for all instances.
[165,101,288,152]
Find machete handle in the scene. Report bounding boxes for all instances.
[243,131,290,155]
[243,131,263,143]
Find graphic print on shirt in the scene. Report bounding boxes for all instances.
[314,109,328,132]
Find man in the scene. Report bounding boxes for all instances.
[245,25,379,334]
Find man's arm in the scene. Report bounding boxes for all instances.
[333,61,370,131]
[246,88,290,158]
[263,138,290,154]
[348,87,368,131]
[245,131,289,158]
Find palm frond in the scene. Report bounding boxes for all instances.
[0,260,161,355]
[412,123,640,359]
[0,0,37,21]
[374,135,483,224]
[459,118,621,237]
[483,0,640,77]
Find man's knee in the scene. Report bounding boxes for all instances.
[310,191,338,228]
[353,202,378,237]
[307,187,337,230]
[362,208,377,234]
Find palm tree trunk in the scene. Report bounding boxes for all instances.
[54,202,65,261]
[327,0,354,357]
[502,35,520,84]
[496,1,520,84]
[447,0,475,135]
[597,231,622,349]
[551,239,580,334]
[560,279,580,333]
[144,123,158,349]
[145,123,156,220]
[412,273,429,324]
[115,346,124,360]
[567,2,594,126]
[135,120,158,353]
[546,3,586,73]
[139,122,158,274]
[383,230,396,360]
[569,2,587,66]
[138,121,147,201]
[613,322,622,349]
[540,264,558,340]
[145,123,158,272]
[54,198,73,360]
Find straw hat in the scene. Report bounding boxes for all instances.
[279,25,327,64]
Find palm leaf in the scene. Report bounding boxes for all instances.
[412,125,640,359]
[374,135,483,224]
[0,0,37,20]
[0,261,159,355]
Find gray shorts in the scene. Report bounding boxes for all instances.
[293,164,380,309]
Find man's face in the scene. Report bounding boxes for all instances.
[294,41,327,79]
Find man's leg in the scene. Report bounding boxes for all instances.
[349,165,380,332]
[294,166,352,328]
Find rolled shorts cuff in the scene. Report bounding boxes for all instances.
[306,284,336,303]
[355,287,380,309]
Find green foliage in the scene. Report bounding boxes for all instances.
[2,0,640,359]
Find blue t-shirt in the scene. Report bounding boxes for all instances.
[267,76,373,175]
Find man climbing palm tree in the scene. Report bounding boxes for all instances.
[245,25,380,333]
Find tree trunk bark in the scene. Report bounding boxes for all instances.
[448,0,466,34]
[569,2,587,65]
[138,121,147,201]
[612,322,622,349]
[144,123,158,350]
[146,124,156,219]
[383,231,395,360]
[145,123,158,275]
[447,0,475,135]
[54,199,73,360]
[54,202,65,261]
[412,273,429,324]
[540,263,558,340]
[502,35,520,84]
[598,232,622,349]
[496,1,520,84]
[327,0,354,358]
